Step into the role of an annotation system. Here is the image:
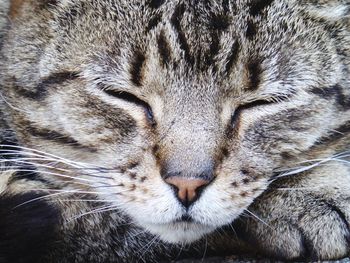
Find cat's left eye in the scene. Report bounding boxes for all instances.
[103,89,156,126]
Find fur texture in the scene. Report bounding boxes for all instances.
[0,0,349,262]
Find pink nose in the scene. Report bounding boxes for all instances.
[165,177,210,207]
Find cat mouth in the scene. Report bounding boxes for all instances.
[174,214,194,223]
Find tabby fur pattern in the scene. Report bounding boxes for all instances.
[0,0,350,262]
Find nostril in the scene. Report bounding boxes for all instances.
[165,177,211,208]
[195,181,210,197]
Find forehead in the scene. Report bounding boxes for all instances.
[48,1,315,97]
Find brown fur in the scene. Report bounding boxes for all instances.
[0,0,349,262]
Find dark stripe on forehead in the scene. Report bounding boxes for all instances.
[225,41,240,75]
[171,3,194,65]
[13,72,79,100]
[222,0,230,13]
[249,0,274,16]
[210,13,230,31]
[39,0,58,8]
[148,0,165,9]
[204,31,220,72]
[129,50,146,87]
[247,59,262,90]
[26,126,97,152]
[205,12,231,72]
[246,20,257,39]
[311,85,350,110]
[157,31,172,67]
[147,13,162,32]
[58,3,84,27]
[246,1,274,41]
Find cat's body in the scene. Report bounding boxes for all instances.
[0,0,350,262]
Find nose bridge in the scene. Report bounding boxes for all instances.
[165,102,219,145]
[160,112,219,208]
[160,110,219,178]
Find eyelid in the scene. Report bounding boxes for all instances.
[236,99,275,112]
[237,94,291,111]
[102,88,149,108]
[101,87,156,125]
[231,96,289,125]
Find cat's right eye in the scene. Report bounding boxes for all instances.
[231,99,277,126]
[103,89,156,126]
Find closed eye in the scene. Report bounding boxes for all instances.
[102,88,156,126]
[231,97,288,126]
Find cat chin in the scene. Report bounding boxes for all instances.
[143,222,216,244]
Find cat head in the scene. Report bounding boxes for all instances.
[1,0,349,243]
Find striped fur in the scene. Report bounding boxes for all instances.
[0,0,349,262]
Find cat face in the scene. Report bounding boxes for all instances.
[1,0,349,243]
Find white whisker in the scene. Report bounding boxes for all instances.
[29,188,109,195]
[9,169,95,186]
[0,150,121,179]
[0,149,87,169]
[13,191,73,208]
[128,230,148,239]
[137,235,159,259]
[202,236,208,261]
[1,156,116,180]
[277,186,322,191]
[0,145,96,168]
[91,184,124,189]
[244,209,272,229]
[67,204,121,222]
[59,199,117,203]
[0,92,31,113]
[275,152,350,180]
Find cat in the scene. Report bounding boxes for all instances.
[0,0,349,262]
